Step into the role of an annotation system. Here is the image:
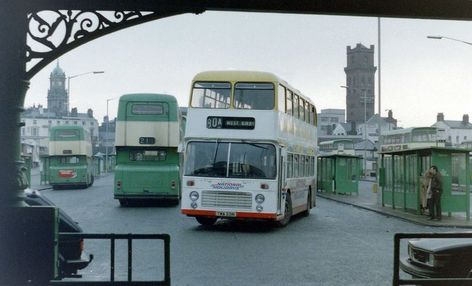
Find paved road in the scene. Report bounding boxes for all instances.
[41,174,459,286]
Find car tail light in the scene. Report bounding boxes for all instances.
[187,180,195,187]
[117,180,122,190]
[171,180,176,189]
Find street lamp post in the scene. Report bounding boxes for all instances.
[67,71,104,115]
[427,35,472,46]
[105,97,117,173]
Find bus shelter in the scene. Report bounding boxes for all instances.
[379,147,470,220]
[317,154,362,194]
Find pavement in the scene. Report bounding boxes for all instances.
[317,178,472,228]
[30,167,471,228]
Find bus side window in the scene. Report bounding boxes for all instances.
[287,154,293,178]
[293,154,299,177]
[299,98,305,122]
[278,85,286,113]
[311,105,317,126]
[300,155,305,177]
[293,94,299,119]
[305,101,310,123]
[286,90,293,116]
[305,156,310,177]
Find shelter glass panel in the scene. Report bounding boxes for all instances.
[451,153,467,193]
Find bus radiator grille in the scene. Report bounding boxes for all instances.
[201,191,252,210]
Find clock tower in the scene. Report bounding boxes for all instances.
[47,62,68,116]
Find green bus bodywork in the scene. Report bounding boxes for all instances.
[48,126,94,189]
[114,93,182,205]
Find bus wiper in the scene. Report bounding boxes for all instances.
[245,142,269,150]
[211,140,219,167]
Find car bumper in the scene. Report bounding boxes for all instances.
[400,257,447,278]
[62,252,94,275]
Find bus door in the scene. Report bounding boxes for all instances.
[278,148,286,213]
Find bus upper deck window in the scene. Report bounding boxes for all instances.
[234,83,274,110]
[191,82,231,108]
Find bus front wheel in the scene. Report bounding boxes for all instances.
[195,216,217,227]
[276,192,292,227]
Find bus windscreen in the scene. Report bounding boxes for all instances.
[185,142,276,179]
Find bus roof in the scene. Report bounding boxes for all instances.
[381,127,437,136]
[192,70,312,104]
[119,93,178,103]
[50,125,86,131]
[49,125,88,141]
[117,93,179,122]
[319,139,354,145]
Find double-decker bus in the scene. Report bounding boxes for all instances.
[379,127,445,153]
[181,71,317,226]
[48,125,94,189]
[114,93,182,206]
[319,139,355,156]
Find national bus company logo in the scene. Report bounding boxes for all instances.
[211,182,244,190]
[59,169,77,178]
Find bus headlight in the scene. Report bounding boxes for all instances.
[256,205,263,212]
[255,194,265,204]
[189,191,199,201]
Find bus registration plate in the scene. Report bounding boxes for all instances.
[216,211,236,217]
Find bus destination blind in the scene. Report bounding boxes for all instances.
[207,116,255,130]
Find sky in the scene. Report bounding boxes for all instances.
[25,11,472,127]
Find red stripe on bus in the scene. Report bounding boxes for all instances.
[181,209,277,220]
[181,209,216,216]
[236,212,277,219]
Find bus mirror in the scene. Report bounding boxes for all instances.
[178,143,184,153]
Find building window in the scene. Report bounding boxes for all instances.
[90,122,94,126]
[65,121,69,124]
[48,120,52,125]
[33,120,37,125]
[57,120,60,125]
[464,136,467,140]
[82,121,85,125]
[74,121,77,125]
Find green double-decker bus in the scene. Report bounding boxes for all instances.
[48,125,94,189]
[114,93,182,205]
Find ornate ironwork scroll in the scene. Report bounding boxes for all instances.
[25,10,185,79]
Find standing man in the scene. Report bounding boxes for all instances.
[429,165,443,221]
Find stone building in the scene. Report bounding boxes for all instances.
[432,113,472,146]
[21,62,99,165]
[344,43,377,126]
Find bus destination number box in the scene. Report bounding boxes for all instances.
[139,137,156,144]
[206,116,255,130]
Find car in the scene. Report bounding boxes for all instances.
[400,238,472,278]
[24,189,93,279]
